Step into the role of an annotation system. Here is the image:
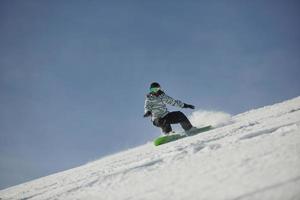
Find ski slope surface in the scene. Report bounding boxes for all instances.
[1,97,300,200]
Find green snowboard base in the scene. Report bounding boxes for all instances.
[153,125,213,146]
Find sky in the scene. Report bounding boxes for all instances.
[0,0,299,189]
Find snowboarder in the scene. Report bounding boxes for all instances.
[144,82,197,135]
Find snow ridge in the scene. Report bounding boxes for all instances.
[1,97,300,200]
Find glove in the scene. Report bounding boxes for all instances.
[143,111,152,117]
[183,103,195,109]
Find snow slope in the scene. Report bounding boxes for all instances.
[1,97,300,200]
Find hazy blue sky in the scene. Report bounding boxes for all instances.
[0,0,299,189]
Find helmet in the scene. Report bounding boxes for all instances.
[149,82,161,93]
[150,82,160,89]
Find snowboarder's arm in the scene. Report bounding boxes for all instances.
[161,93,185,108]
[144,98,152,117]
[161,93,195,109]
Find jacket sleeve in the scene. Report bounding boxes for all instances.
[144,97,152,114]
[161,93,185,108]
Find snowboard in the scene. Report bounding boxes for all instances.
[153,125,213,146]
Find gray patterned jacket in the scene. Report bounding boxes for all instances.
[144,91,185,121]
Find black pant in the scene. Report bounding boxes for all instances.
[153,111,193,134]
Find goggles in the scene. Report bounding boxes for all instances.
[150,87,160,93]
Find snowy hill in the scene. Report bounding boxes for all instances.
[1,97,300,200]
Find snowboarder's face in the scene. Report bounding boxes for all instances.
[150,87,160,94]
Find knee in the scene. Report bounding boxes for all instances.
[176,111,185,117]
[176,111,188,120]
[177,111,184,115]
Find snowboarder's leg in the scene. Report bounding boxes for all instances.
[153,118,172,134]
[164,111,193,131]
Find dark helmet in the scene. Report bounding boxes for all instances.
[150,82,160,89]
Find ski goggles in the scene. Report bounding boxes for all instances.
[150,87,160,93]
